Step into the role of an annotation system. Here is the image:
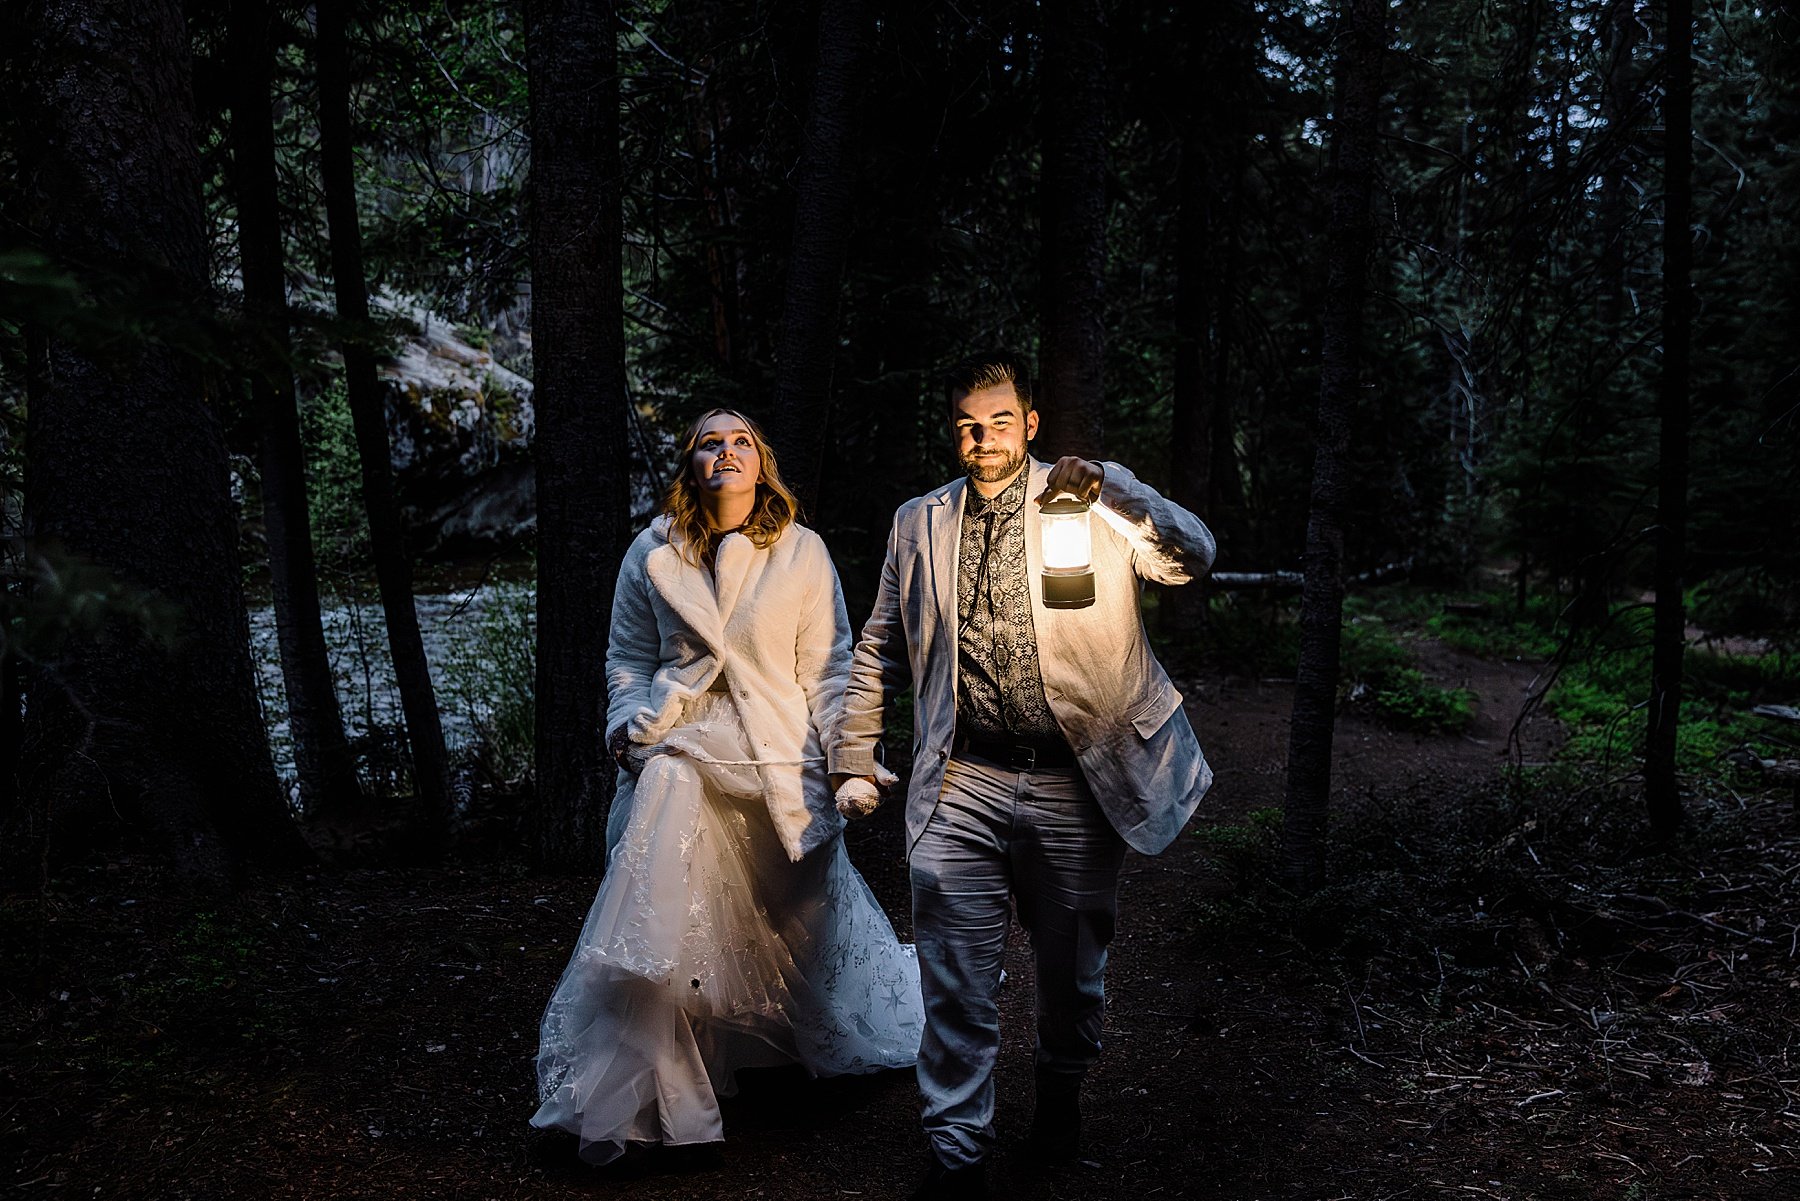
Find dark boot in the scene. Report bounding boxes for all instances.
[1027,1069,1083,1164]
[910,1156,988,1199]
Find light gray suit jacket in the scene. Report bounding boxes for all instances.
[828,457,1216,856]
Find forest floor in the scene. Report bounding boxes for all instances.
[5,637,1800,1200]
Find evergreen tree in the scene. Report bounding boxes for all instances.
[768,0,873,515]
[526,0,630,872]
[315,0,453,850]
[14,0,308,882]
[1281,0,1389,892]
[1038,0,1109,461]
[1644,0,1693,833]
[229,0,362,816]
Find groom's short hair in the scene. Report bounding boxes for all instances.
[942,350,1034,415]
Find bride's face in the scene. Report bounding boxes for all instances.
[690,413,763,498]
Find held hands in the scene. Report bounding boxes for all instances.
[831,763,900,820]
[1035,456,1104,506]
[834,776,882,820]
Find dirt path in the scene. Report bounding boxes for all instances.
[1175,639,1563,821]
[4,642,1793,1200]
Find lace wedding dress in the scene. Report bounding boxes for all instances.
[531,692,924,1163]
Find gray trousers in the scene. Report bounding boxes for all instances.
[909,755,1128,1169]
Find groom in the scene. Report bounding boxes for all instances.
[830,351,1217,1198]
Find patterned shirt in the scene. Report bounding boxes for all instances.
[955,469,1060,743]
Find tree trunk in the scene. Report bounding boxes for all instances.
[1037,0,1108,461]
[1595,0,1640,335]
[1279,0,1387,893]
[693,64,742,371]
[1644,0,1691,834]
[1209,69,1249,537]
[230,0,362,817]
[525,0,631,873]
[768,0,873,517]
[1565,0,1639,631]
[0,645,17,830]
[1169,62,1215,531]
[0,333,40,834]
[15,0,308,884]
[1168,0,1252,630]
[1166,15,1215,637]
[315,0,452,850]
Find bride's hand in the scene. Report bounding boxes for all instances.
[834,775,882,820]
[607,725,651,775]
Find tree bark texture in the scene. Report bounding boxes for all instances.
[1595,0,1640,334]
[525,0,631,873]
[1170,69,1216,527]
[316,0,452,849]
[230,0,362,817]
[1644,0,1691,834]
[0,646,18,834]
[692,69,741,371]
[15,0,307,883]
[1280,0,1387,894]
[1168,0,1253,631]
[1037,0,1108,461]
[768,0,872,517]
[0,334,38,835]
[1208,105,1248,537]
[1166,11,1218,635]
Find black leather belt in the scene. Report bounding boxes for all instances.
[952,731,1077,770]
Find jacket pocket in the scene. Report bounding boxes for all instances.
[1126,683,1183,739]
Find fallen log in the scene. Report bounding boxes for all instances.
[1209,557,1414,593]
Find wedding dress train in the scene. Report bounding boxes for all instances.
[531,693,923,1163]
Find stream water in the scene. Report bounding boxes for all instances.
[247,582,535,802]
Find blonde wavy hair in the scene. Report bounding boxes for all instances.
[661,407,801,565]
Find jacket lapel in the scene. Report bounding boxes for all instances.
[1022,457,1048,596]
[924,478,964,647]
[1021,458,1059,700]
[644,537,727,659]
[711,531,757,634]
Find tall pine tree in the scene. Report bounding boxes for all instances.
[525,0,631,872]
[1280,0,1388,892]
[16,0,308,882]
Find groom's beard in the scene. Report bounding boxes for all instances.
[959,443,1028,484]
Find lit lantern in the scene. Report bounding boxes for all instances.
[1039,495,1095,609]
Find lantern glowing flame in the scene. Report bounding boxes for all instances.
[1039,496,1095,609]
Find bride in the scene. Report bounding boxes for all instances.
[531,407,924,1164]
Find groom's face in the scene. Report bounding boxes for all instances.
[952,383,1038,485]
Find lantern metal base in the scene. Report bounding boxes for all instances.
[1042,570,1095,609]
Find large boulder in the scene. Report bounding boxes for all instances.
[375,295,537,555]
[251,287,665,560]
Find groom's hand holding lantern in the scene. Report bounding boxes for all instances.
[1036,456,1104,610]
[1034,456,1104,507]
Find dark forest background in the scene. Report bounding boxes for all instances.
[3,0,1797,880]
[3,2,1800,1195]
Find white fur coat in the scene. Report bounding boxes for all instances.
[604,516,851,861]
